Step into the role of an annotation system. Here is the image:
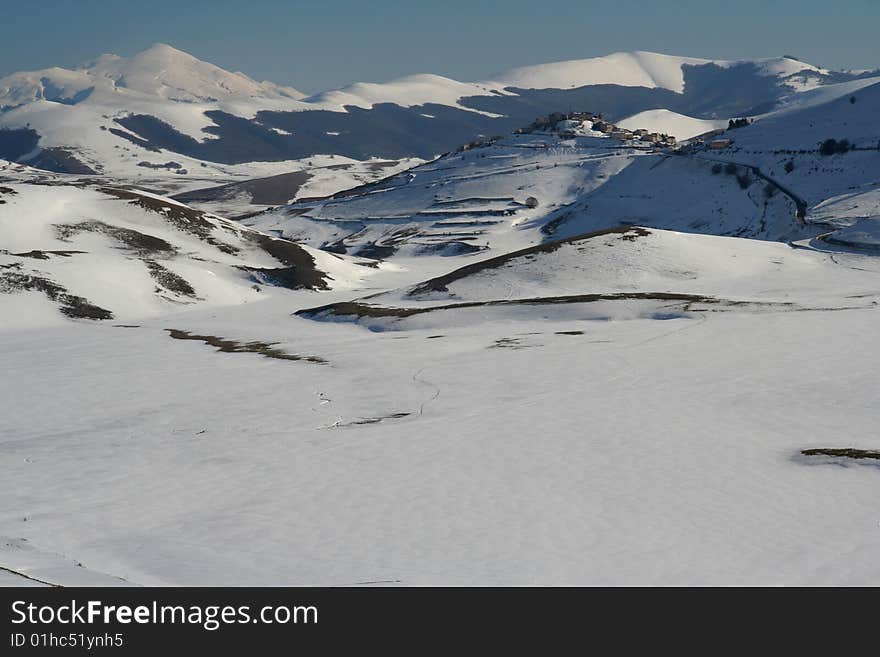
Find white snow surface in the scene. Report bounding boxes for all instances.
[618,109,727,140]
[2,278,879,585]
[492,51,712,93]
[492,52,823,93]
[304,74,510,115]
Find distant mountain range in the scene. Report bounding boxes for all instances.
[2,44,878,175]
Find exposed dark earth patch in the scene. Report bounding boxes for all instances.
[241,265,327,290]
[555,330,585,335]
[0,185,18,204]
[55,220,177,256]
[97,187,241,254]
[329,412,412,428]
[490,337,536,350]
[801,448,880,461]
[240,234,331,291]
[166,329,326,363]
[143,259,197,297]
[296,291,720,321]
[0,268,113,319]
[2,249,86,259]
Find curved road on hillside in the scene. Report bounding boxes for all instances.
[673,151,808,222]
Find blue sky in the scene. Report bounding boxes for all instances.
[3,0,878,93]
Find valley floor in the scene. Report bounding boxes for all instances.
[2,295,878,585]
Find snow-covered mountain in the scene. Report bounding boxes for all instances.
[0,43,304,107]
[2,45,876,179]
[490,51,822,93]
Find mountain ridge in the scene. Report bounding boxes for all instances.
[0,44,876,180]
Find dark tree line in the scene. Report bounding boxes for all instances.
[819,138,851,156]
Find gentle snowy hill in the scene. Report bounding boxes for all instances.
[247,128,806,258]
[493,51,714,92]
[491,51,838,94]
[244,131,641,258]
[0,183,376,328]
[617,109,727,140]
[304,73,507,114]
[297,226,880,329]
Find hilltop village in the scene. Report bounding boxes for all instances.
[517,111,678,147]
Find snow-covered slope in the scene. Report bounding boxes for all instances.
[245,131,642,258]
[0,183,376,328]
[304,74,508,114]
[618,109,726,140]
[493,51,711,92]
[297,226,880,330]
[492,51,831,93]
[247,127,808,259]
[725,80,880,156]
[3,231,880,585]
[679,79,880,249]
[170,155,421,217]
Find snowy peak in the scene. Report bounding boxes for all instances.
[304,73,506,112]
[85,43,306,102]
[0,66,95,108]
[492,51,714,93]
[490,51,832,94]
[0,43,305,108]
